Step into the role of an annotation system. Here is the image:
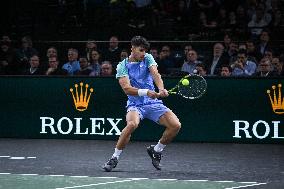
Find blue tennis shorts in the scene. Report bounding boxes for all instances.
[127,103,171,123]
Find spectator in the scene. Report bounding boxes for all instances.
[157,45,175,75]
[231,49,257,76]
[77,57,92,75]
[256,30,271,57]
[248,7,269,38]
[103,36,121,66]
[89,50,101,76]
[62,48,80,75]
[149,47,159,61]
[22,55,42,75]
[14,36,38,74]
[206,43,230,76]
[195,63,207,77]
[45,56,67,75]
[271,57,283,76]
[0,40,15,75]
[85,40,97,61]
[100,61,113,76]
[246,40,261,62]
[253,57,277,77]
[181,50,201,74]
[120,49,129,61]
[220,65,232,77]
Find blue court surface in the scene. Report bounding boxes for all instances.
[0,139,283,189]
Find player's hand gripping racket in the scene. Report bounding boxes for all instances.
[168,74,207,99]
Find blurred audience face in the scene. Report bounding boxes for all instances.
[86,41,97,50]
[258,58,271,73]
[120,51,128,61]
[220,66,231,76]
[48,57,58,68]
[150,48,159,59]
[109,36,119,49]
[68,49,78,62]
[264,51,273,61]
[213,43,224,57]
[186,50,198,62]
[237,53,247,65]
[47,47,57,58]
[101,62,113,76]
[223,34,231,46]
[79,57,89,69]
[246,42,255,53]
[91,50,100,62]
[260,31,270,43]
[271,57,282,73]
[161,46,171,57]
[30,55,40,68]
[196,65,207,76]
[184,45,192,55]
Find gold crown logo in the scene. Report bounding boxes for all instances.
[70,82,94,111]
[267,84,284,114]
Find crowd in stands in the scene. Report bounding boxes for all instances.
[0,31,283,77]
[0,0,283,77]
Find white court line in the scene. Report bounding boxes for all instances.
[27,157,37,159]
[184,180,209,182]
[49,175,65,177]
[0,156,10,158]
[19,174,39,176]
[225,183,267,189]
[155,179,177,181]
[214,181,234,183]
[10,157,25,160]
[70,176,89,178]
[56,179,134,189]
[0,173,11,175]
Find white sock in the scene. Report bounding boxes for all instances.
[112,148,122,159]
[154,141,166,152]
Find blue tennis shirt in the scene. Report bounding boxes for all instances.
[116,53,163,107]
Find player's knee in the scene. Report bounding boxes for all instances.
[171,121,181,132]
[126,121,139,131]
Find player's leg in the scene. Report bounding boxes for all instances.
[147,108,181,170]
[116,110,140,150]
[103,110,140,172]
[158,111,181,145]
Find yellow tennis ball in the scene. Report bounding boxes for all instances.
[182,79,189,86]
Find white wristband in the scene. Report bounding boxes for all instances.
[138,89,149,96]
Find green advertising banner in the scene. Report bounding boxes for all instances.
[0,76,283,144]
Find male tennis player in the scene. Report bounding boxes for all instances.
[103,36,181,172]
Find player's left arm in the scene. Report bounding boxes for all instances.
[149,66,168,97]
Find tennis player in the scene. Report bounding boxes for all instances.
[103,36,181,172]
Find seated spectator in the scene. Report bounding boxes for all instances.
[85,40,97,61]
[0,40,15,75]
[206,43,230,76]
[22,55,43,75]
[220,65,232,77]
[89,50,101,76]
[271,57,283,76]
[157,45,175,75]
[120,49,129,61]
[45,56,67,75]
[100,61,113,76]
[231,49,257,76]
[103,36,121,66]
[149,47,159,61]
[77,57,92,76]
[62,48,80,75]
[253,57,277,77]
[14,36,38,74]
[195,63,207,77]
[181,50,201,74]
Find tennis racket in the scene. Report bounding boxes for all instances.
[168,74,207,99]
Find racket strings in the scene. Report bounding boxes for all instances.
[178,76,207,99]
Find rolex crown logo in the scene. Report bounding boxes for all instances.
[70,82,94,111]
[267,84,284,114]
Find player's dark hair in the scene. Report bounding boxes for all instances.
[131,36,150,49]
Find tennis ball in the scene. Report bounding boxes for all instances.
[182,79,189,86]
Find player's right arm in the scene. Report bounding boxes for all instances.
[118,77,159,99]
